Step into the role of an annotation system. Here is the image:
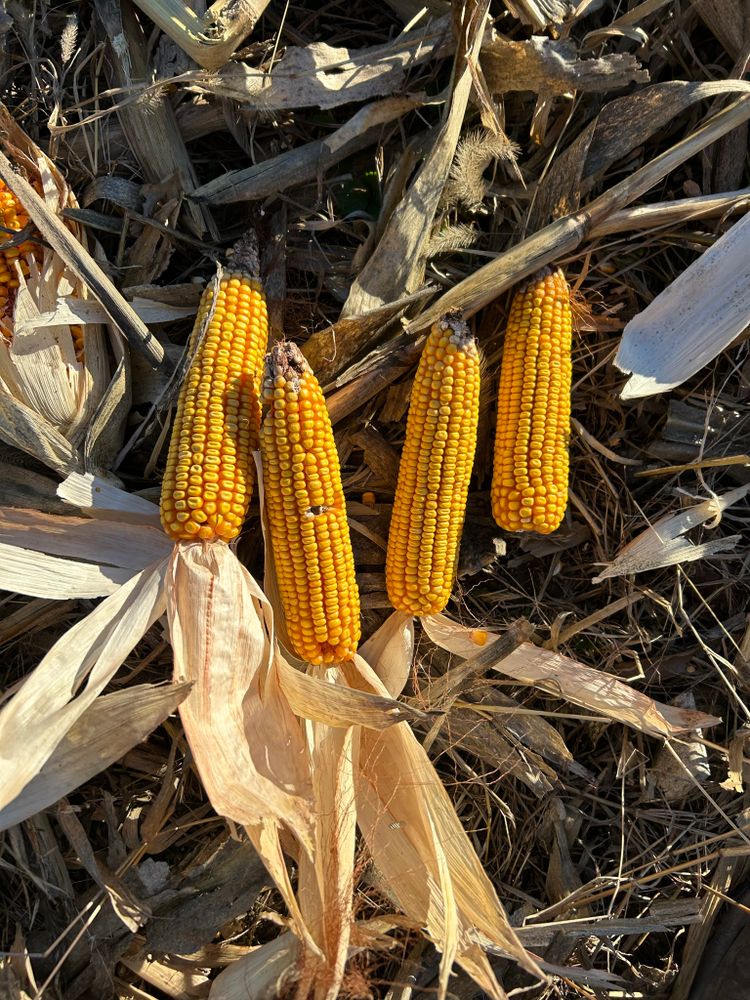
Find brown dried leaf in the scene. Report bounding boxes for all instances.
[481,34,647,96]
[192,20,451,110]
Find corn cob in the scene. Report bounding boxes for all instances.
[160,233,269,542]
[491,267,572,535]
[386,310,481,616]
[260,342,360,664]
[0,179,38,334]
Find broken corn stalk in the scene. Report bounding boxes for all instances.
[160,234,269,542]
[491,266,572,534]
[260,342,360,665]
[386,310,481,615]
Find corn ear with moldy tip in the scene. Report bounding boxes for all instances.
[260,341,361,665]
[491,267,572,535]
[160,233,269,542]
[386,309,481,615]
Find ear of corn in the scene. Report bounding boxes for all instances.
[0,179,38,335]
[160,233,269,542]
[491,266,572,535]
[386,310,481,616]
[260,342,360,665]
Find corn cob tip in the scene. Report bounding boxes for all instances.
[436,308,472,346]
[263,340,310,393]
[227,230,260,278]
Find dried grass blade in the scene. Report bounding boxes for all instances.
[616,211,750,398]
[0,682,188,830]
[0,559,167,825]
[491,643,721,738]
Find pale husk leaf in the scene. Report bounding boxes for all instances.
[57,471,162,524]
[423,617,721,737]
[0,542,135,598]
[591,484,750,581]
[0,387,80,475]
[359,609,414,697]
[493,643,721,738]
[616,210,750,399]
[0,559,167,824]
[0,507,171,571]
[210,934,301,1000]
[349,653,543,998]
[0,682,188,830]
[296,678,358,1000]
[276,653,414,729]
[166,543,314,843]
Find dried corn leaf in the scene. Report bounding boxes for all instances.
[424,617,720,736]
[296,685,357,1000]
[276,654,415,729]
[616,211,750,399]
[592,484,750,581]
[491,643,721,738]
[193,19,451,111]
[0,543,138,598]
[167,543,313,839]
[481,34,647,95]
[0,559,167,828]
[502,0,574,30]
[14,296,196,328]
[0,682,189,830]
[57,471,162,524]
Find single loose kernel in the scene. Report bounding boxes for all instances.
[491,267,572,535]
[160,233,269,542]
[385,310,481,616]
[260,342,360,664]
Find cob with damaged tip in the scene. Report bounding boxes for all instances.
[160,232,269,542]
[386,309,481,615]
[491,266,572,535]
[260,341,360,665]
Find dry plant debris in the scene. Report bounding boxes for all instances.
[0,1,750,999]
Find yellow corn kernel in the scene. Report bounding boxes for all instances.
[385,310,481,616]
[160,233,269,542]
[260,342,360,664]
[491,267,572,534]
